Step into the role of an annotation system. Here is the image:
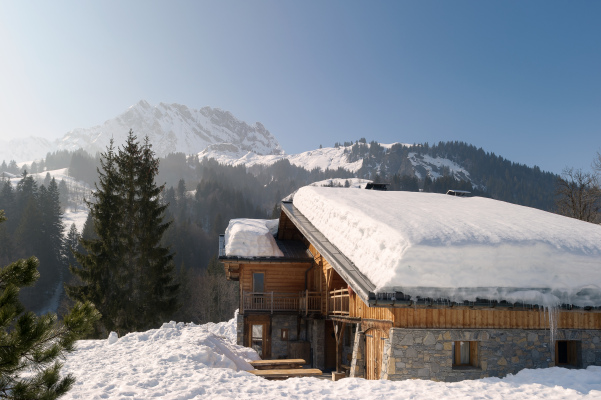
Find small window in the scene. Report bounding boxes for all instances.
[555,341,580,367]
[281,329,289,341]
[453,341,478,367]
[253,272,264,293]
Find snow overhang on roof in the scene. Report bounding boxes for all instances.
[218,235,313,263]
[280,201,375,304]
[291,186,601,308]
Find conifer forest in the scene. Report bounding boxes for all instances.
[1,138,593,337]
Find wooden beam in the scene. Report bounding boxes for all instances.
[248,368,323,380]
[333,321,347,373]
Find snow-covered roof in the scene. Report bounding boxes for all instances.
[293,186,601,307]
[224,219,284,258]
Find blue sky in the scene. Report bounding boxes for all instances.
[0,0,599,174]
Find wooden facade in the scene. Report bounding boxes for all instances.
[350,294,601,330]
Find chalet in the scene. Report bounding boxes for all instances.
[219,186,601,381]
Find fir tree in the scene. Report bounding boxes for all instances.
[136,136,179,328]
[67,140,125,334]
[67,132,179,335]
[0,210,100,400]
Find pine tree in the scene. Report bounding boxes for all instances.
[0,210,100,400]
[67,132,179,335]
[67,140,125,334]
[136,136,179,328]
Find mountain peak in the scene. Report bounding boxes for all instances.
[0,102,283,163]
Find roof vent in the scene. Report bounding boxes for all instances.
[365,183,389,191]
[446,189,471,197]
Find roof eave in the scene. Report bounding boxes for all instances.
[281,201,376,305]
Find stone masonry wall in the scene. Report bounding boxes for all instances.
[236,312,244,346]
[310,319,325,369]
[382,328,601,382]
[271,315,299,359]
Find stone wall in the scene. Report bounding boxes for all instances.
[382,328,601,382]
[236,312,244,346]
[309,319,325,369]
[270,315,299,359]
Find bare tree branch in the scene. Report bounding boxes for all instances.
[555,167,601,223]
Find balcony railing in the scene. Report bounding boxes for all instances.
[243,292,301,313]
[328,288,350,316]
[241,290,348,316]
[300,290,322,315]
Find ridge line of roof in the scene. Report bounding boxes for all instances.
[281,202,375,303]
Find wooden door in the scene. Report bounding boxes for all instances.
[245,315,271,359]
[325,321,337,369]
[365,328,388,380]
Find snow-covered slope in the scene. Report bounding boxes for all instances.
[0,101,282,163]
[199,143,365,172]
[408,152,471,181]
[4,168,91,235]
[60,311,601,399]
[199,142,474,184]
[293,186,601,307]
[0,137,54,165]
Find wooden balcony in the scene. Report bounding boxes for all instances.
[328,288,350,316]
[242,291,322,314]
[300,290,322,315]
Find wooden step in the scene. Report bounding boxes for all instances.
[249,359,306,370]
[248,368,323,380]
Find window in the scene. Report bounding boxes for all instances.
[281,329,289,341]
[253,272,264,292]
[251,324,264,357]
[453,341,478,368]
[555,341,580,367]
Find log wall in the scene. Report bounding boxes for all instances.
[352,294,601,330]
[239,263,309,293]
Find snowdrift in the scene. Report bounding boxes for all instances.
[60,311,601,399]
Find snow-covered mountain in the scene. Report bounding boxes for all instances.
[199,143,365,173]
[0,100,282,163]
[198,142,472,183]
[0,137,54,164]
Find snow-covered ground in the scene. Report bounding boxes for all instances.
[60,311,601,399]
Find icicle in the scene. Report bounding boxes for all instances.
[545,304,559,346]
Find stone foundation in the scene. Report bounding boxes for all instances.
[236,312,244,346]
[309,319,325,369]
[271,315,299,359]
[381,328,601,382]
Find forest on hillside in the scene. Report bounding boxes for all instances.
[0,140,564,326]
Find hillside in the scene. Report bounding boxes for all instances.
[199,140,558,211]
